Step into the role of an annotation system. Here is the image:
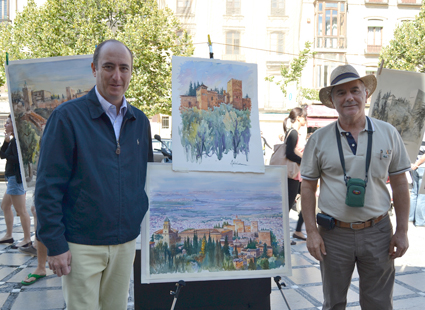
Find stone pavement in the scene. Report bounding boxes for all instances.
[0,180,423,309]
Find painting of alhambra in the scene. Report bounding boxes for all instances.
[171,56,264,173]
[141,164,291,283]
[369,68,425,162]
[6,55,95,187]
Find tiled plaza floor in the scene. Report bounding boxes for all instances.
[0,181,423,309]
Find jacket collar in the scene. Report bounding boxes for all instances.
[87,87,136,120]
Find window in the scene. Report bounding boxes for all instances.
[176,0,191,14]
[162,116,169,129]
[226,0,241,15]
[367,20,383,54]
[316,1,346,49]
[0,0,9,21]
[270,32,284,55]
[271,0,285,16]
[226,31,240,55]
[315,53,345,88]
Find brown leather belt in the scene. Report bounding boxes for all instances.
[334,213,388,230]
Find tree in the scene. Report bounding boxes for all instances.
[265,41,318,103]
[380,16,425,72]
[0,0,194,117]
[222,235,230,257]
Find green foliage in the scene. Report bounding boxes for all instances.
[380,16,425,72]
[0,0,194,117]
[265,41,315,97]
[299,87,320,101]
[179,105,251,162]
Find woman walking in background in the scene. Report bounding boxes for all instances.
[0,115,32,249]
[283,107,307,241]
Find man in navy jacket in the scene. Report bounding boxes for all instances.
[35,39,153,310]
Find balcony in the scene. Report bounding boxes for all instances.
[398,0,422,5]
[365,45,382,55]
[365,0,389,4]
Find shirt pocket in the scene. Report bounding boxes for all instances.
[371,151,392,179]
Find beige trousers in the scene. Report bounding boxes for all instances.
[62,239,136,310]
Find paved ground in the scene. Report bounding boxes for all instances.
[0,182,423,309]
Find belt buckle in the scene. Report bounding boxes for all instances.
[350,221,364,230]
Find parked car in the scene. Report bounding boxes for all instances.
[152,138,172,162]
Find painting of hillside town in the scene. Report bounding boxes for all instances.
[369,68,425,162]
[141,164,291,283]
[171,56,264,173]
[6,55,95,187]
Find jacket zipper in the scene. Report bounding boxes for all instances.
[116,118,129,155]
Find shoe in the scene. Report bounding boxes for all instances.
[21,273,46,286]
[292,233,307,241]
[18,245,37,256]
[0,238,14,244]
[291,240,296,245]
[11,241,32,249]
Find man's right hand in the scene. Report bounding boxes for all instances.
[306,230,327,261]
[48,250,72,277]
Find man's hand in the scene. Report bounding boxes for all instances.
[48,250,72,277]
[389,230,409,259]
[306,229,327,261]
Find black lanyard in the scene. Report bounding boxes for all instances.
[335,117,373,186]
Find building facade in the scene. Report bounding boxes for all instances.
[160,0,422,147]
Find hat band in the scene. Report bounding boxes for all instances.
[331,72,360,85]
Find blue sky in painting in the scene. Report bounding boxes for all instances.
[148,167,284,235]
[176,60,256,98]
[8,57,95,94]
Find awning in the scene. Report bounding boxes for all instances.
[307,117,338,128]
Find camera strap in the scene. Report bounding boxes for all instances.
[335,117,373,186]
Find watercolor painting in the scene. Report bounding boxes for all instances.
[171,56,264,173]
[141,164,291,284]
[369,68,425,162]
[6,55,95,188]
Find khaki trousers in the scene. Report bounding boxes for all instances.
[62,239,136,310]
[319,215,394,310]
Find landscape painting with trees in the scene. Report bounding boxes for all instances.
[171,56,264,173]
[369,68,425,162]
[6,55,95,187]
[141,164,291,283]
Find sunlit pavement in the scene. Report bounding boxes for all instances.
[0,181,423,309]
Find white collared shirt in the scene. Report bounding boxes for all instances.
[95,86,127,140]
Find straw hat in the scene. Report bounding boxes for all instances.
[319,64,377,109]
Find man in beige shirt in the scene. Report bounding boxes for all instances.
[301,65,410,309]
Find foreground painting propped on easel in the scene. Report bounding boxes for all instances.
[141,164,291,283]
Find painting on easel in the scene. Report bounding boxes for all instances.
[369,68,425,162]
[171,56,264,173]
[5,55,95,188]
[141,164,291,284]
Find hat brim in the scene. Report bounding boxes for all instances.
[319,75,377,109]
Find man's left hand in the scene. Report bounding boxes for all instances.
[389,230,409,259]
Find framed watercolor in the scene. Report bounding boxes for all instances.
[141,164,291,284]
[5,55,95,188]
[171,56,264,173]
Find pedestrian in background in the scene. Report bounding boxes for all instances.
[283,107,307,242]
[0,115,31,249]
[410,134,425,227]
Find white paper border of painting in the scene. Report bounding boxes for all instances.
[5,54,94,189]
[171,56,265,173]
[368,68,425,163]
[141,164,291,284]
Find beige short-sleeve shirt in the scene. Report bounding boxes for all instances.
[301,117,410,222]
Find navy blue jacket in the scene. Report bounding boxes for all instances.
[35,88,153,256]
